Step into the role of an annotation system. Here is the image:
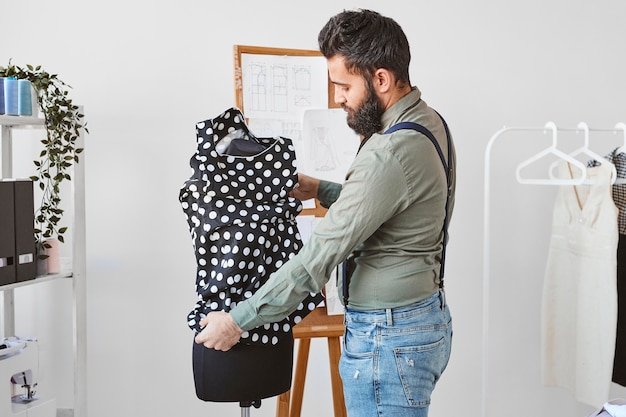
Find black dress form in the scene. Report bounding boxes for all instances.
[192,337,293,402]
[180,108,323,404]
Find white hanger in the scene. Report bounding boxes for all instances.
[547,122,617,184]
[516,121,587,185]
[616,122,626,154]
[612,122,626,185]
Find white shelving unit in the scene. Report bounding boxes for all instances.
[0,113,87,417]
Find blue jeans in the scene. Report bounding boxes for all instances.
[339,291,452,417]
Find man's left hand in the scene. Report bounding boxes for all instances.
[194,311,243,351]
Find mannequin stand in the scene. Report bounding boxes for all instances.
[239,400,261,417]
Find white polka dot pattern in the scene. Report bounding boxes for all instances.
[179,108,324,345]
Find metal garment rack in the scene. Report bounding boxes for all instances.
[482,121,625,417]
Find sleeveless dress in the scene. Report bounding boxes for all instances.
[179,107,324,346]
[541,160,618,406]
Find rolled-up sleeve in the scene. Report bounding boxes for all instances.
[317,180,342,208]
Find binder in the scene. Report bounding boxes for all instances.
[0,181,16,285]
[13,180,36,282]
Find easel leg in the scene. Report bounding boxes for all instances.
[276,390,290,417]
[327,336,347,417]
[289,338,311,417]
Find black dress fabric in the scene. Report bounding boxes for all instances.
[616,233,626,386]
[179,107,324,346]
[612,150,626,386]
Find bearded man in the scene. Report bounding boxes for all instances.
[195,9,457,417]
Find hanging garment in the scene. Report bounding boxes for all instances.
[616,235,626,386]
[589,149,626,234]
[179,107,324,346]
[590,149,626,386]
[542,160,618,407]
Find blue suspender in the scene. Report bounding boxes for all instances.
[342,115,453,305]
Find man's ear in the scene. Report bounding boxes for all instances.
[372,68,393,93]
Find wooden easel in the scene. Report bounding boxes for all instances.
[274,201,347,417]
[275,306,346,417]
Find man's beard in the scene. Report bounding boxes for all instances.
[344,81,384,139]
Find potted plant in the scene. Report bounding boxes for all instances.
[0,61,87,264]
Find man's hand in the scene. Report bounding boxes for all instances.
[290,173,320,201]
[194,311,243,351]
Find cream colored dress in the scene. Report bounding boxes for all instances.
[542,161,618,407]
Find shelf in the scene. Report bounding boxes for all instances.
[2,110,87,416]
[0,272,73,292]
[0,115,45,127]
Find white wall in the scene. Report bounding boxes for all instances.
[3,1,626,416]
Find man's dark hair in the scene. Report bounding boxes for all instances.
[318,9,411,86]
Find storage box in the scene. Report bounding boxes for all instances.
[0,179,36,285]
[0,181,16,285]
[13,180,36,282]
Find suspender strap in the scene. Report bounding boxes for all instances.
[384,117,453,287]
[342,116,453,305]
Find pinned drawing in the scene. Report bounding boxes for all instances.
[249,62,267,112]
[234,45,335,138]
[301,108,360,184]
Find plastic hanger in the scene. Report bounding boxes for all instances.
[547,122,617,184]
[516,121,587,185]
[615,122,626,154]
[612,122,626,184]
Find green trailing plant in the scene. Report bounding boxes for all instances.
[0,60,87,259]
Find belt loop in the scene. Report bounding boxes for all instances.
[385,308,393,326]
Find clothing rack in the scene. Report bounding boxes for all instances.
[482,121,625,417]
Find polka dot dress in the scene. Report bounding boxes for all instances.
[179,107,324,346]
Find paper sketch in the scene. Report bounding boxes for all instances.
[241,53,328,121]
[299,109,360,184]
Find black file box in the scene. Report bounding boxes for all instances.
[0,181,16,285]
[13,180,36,282]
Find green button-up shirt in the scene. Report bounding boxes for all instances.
[230,87,456,331]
